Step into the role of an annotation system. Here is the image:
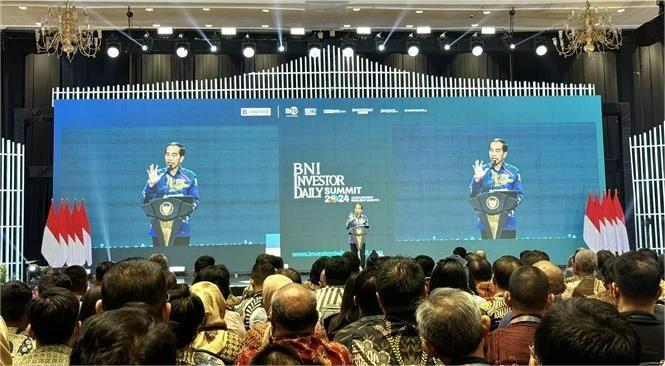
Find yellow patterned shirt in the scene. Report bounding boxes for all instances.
[13,344,71,366]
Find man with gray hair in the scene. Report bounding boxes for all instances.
[564,249,604,298]
[416,287,491,365]
[235,284,352,365]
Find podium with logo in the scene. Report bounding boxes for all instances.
[469,191,519,239]
[142,196,195,246]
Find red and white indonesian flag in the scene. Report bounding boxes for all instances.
[80,200,92,266]
[583,194,601,252]
[612,190,630,253]
[63,200,81,266]
[56,200,70,266]
[41,200,64,267]
[69,201,86,266]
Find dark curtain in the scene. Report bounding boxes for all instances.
[632,42,664,134]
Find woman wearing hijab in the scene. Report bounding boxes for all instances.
[190,281,243,364]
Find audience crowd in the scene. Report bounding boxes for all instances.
[1,245,664,365]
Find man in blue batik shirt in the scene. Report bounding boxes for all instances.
[469,138,523,239]
[142,142,199,246]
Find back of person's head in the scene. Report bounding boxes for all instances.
[26,287,79,345]
[277,268,302,284]
[148,253,169,271]
[250,261,277,287]
[354,268,381,316]
[507,266,550,312]
[365,251,380,268]
[492,255,521,290]
[249,342,303,365]
[270,284,318,333]
[194,255,215,274]
[95,261,114,283]
[414,255,435,277]
[309,257,328,286]
[453,247,467,258]
[194,264,232,298]
[167,283,190,301]
[101,258,167,313]
[64,265,88,295]
[520,251,549,266]
[342,251,361,273]
[430,256,470,293]
[637,248,659,262]
[71,303,177,365]
[376,258,425,312]
[78,286,102,322]
[532,261,566,296]
[659,254,665,281]
[468,258,492,282]
[612,251,661,303]
[533,298,640,364]
[38,272,72,293]
[598,257,616,285]
[324,256,352,286]
[256,254,284,269]
[596,250,615,271]
[1,281,32,325]
[416,288,486,360]
[169,286,205,348]
[574,249,597,275]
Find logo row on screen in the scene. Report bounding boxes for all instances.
[240,107,429,117]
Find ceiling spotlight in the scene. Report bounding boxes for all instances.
[416,26,431,34]
[210,44,218,52]
[509,43,516,49]
[277,43,286,52]
[308,43,322,58]
[176,44,189,58]
[106,44,120,58]
[342,44,354,58]
[407,43,419,56]
[262,24,270,28]
[143,31,150,38]
[291,27,306,36]
[202,7,211,11]
[483,10,492,15]
[145,7,154,12]
[343,24,351,28]
[444,43,451,50]
[178,33,184,39]
[262,9,270,13]
[242,44,255,58]
[535,42,548,56]
[221,27,237,35]
[205,24,213,28]
[471,23,479,27]
[141,44,148,51]
[471,43,483,56]
[152,24,160,28]
[405,24,414,28]
[416,10,423,14]
[357,26,371,34]
[377,43,386,51]
[617,8,626,13]
[352,8,360,11]
[157,27,173,35]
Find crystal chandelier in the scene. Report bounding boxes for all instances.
[35,0,102,62]
[552,0,622,58]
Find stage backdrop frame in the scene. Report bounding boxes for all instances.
[52,46,600,271]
